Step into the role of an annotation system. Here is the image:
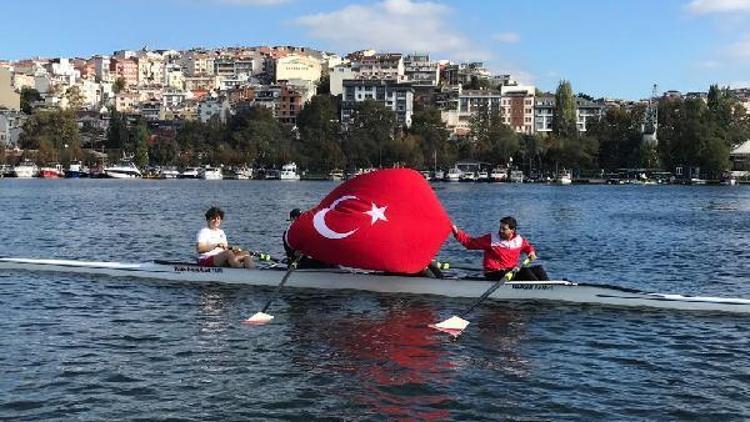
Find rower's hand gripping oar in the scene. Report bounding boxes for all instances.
[244,251,303,325]
[430,257,534,336]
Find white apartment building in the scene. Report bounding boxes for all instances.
[534,95,604,134]
[341,79,414,128]
[404,54,439,87]
[92,55,111,83]
[274,54,322,83]
[352,53,405,82]
[137,51,165,86]
[329,65,356,96]
[163,64,185,90]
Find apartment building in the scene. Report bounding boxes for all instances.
[274,54,322,83]
[0,68,20,110]
[341,79,414,128]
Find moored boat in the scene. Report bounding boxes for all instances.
[490,166,508,182]
[280,162,300,181]
[13,160,38,178]
[104,160,142,179]
[2,257,750,314]
[40,163,64,178]
[65,161,89,178]
[555,169,572,185]
[329,169,344,181]
[200,166,223,180]
[445,166,462,182]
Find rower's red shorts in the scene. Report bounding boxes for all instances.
[197,255,215,267]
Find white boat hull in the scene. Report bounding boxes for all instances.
[2,257,750,314]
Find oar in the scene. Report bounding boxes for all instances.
[243,252,303,325]
[430,257,533,336]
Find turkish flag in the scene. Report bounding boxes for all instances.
[287,168,451,273]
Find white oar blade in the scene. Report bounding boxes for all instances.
[243,312,274,325]
[429,315,470,337]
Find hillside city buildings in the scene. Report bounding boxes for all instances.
[1,44,749,170]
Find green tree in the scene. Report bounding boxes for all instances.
[20,87,42,115]
[469,102,519,164]
[106,109,129,150]
[553,80,577,137]
[410,106,450,169]
[296,94,344,172]
[113,77,126,94]
[347,100,397,167]
[65,86,85,111]
[130,120,150,168]
[18,109,82,164]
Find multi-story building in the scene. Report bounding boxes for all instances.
[92,55,111,83]
[0,109,24,146]
[110,57,139,87]
[198,96,231,123]
[0,68,20,110]
[533,95,604,135]
[163,64,185,90]
[182,51,215,77]
[352,53,405,82]
[274,54,322,83]
[500,85,535,134]
[329,65,356,96]
[534,94,555,134]
[575,97,604,132]
[440,88,501,136]
[341,79,414,128]
[136,51,165,86]
[403,54,439,87]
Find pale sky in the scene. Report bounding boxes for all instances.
[3,0,750,99]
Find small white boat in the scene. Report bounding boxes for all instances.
[460,171,477,182]
[329,169,344,181]
[509,170,524,183]
[179,167,201,179]
[13,160,38,178]
[445,167,462,182]
[280,162,300,181]
[200,166,223,180]
[104,161,142,179]
[158,167,180,179]
[476,170,489,182]
[3,257,750,314]
[434,170,445,181]
[555,170,572,185]
[489,166,507,182]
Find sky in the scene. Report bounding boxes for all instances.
[2,0,750,99]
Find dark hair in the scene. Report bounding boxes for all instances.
[499,216,517,230]
[289,208,302,221]
[205,207,225,221]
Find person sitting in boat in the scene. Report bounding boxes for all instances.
[452,216,548,281]
[283,208,335,269]
[196,207,254,269]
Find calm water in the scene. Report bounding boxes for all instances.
[1,179,749,421]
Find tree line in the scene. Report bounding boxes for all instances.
[11,83,749,178]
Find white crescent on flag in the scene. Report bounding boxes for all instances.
[313,195,359,239]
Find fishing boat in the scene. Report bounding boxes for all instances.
[2,257,749,314]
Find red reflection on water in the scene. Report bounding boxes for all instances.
[324,304,454,421]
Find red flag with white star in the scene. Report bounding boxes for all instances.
[286,168,451,273]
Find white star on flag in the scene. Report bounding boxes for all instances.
[364,202,388,225]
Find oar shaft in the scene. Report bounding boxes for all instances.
[260,253,302,313]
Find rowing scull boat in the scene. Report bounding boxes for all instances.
[2,257,750,314]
